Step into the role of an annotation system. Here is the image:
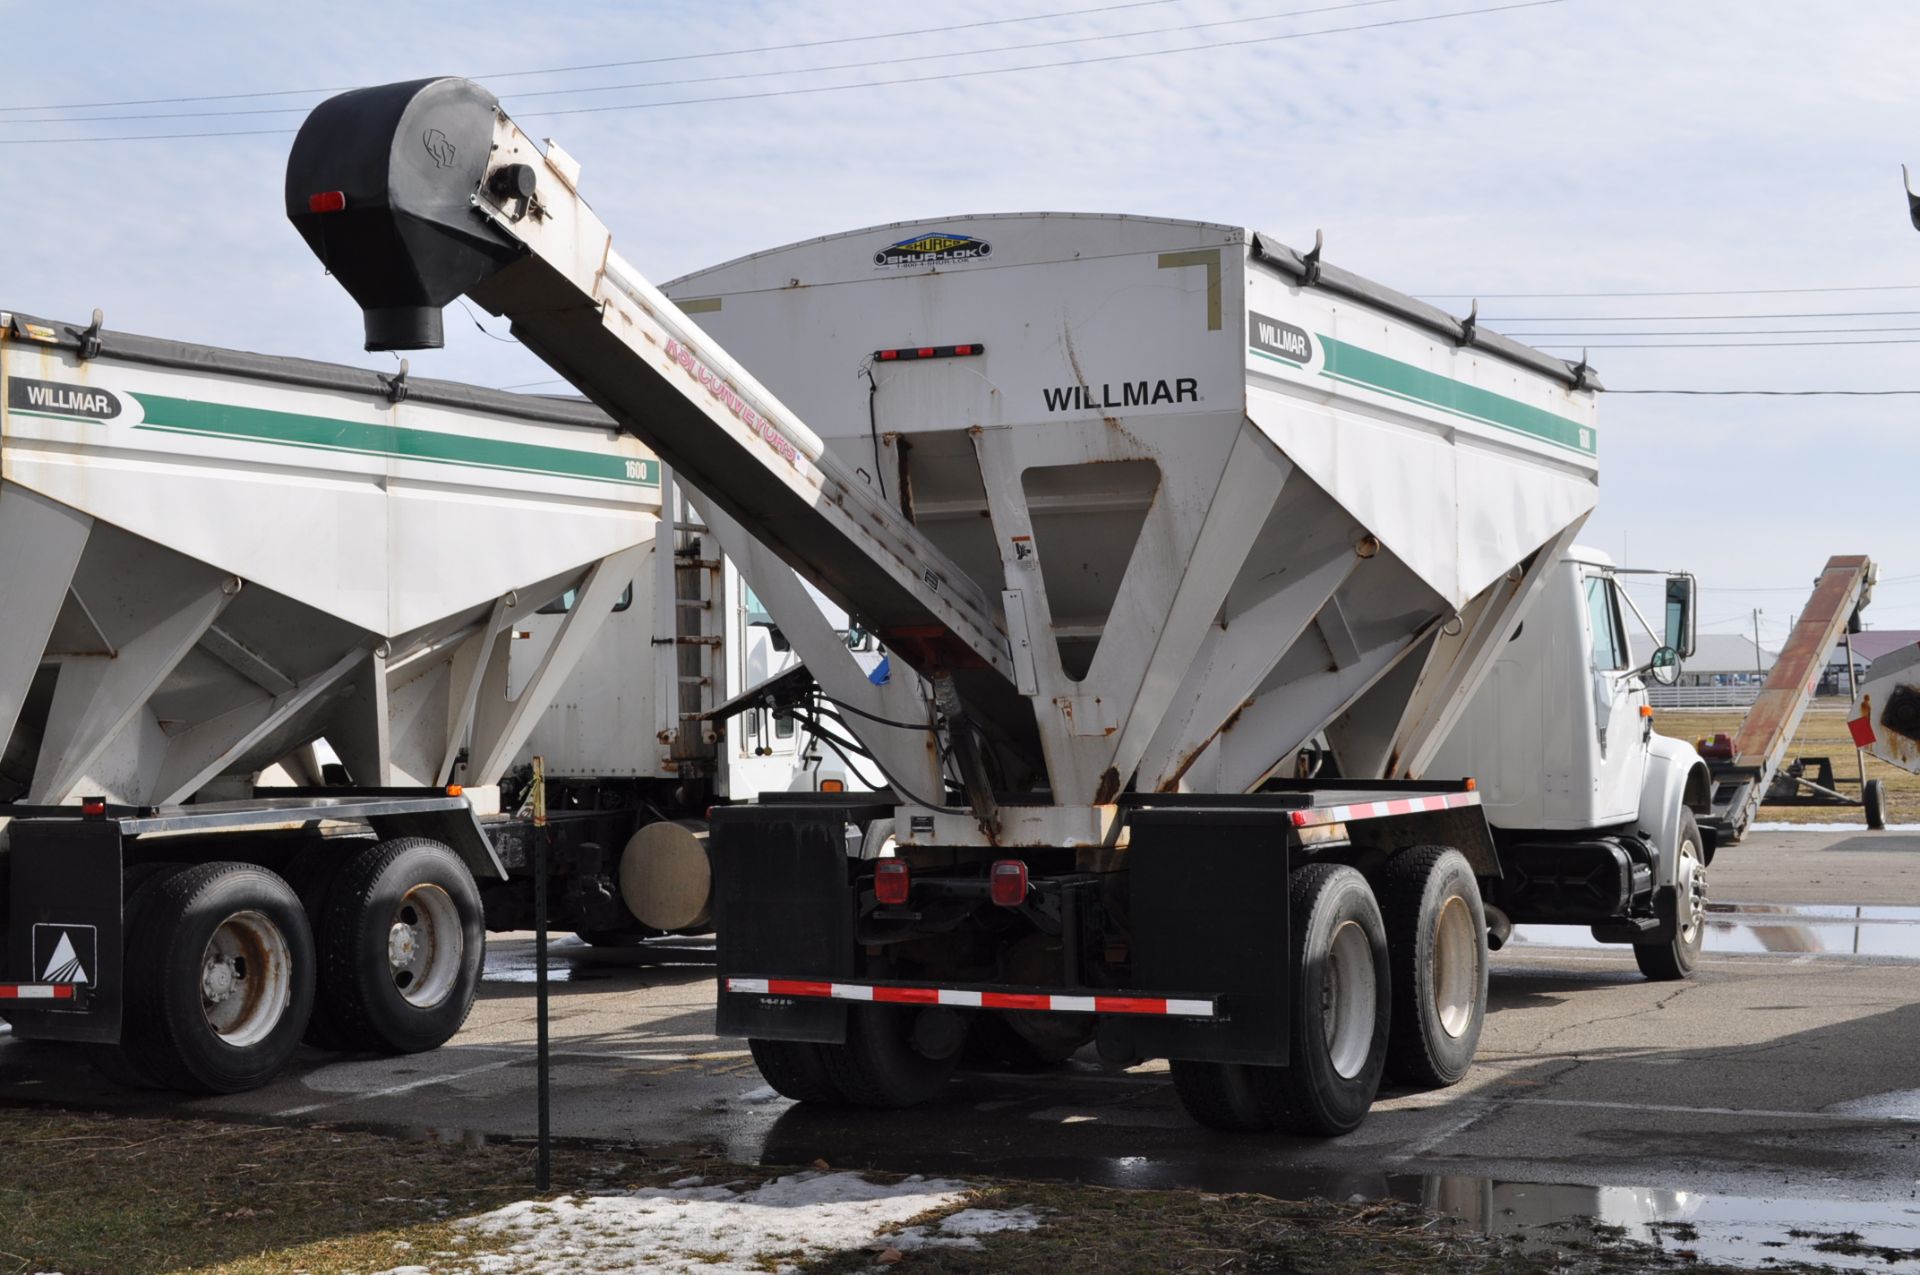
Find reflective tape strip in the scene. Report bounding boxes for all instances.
[0,984,75,1000]
[727,978,1216,1018]
[1289,790,1481,828]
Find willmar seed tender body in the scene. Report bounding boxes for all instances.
[284,76,1600,1133]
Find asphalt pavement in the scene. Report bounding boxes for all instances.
[4,826,1919,1266]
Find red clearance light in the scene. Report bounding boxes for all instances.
[308,190,347,214]
[989,859,1028,907]
[871,342,985,363]
[81,796,107,818]
[874,859,911,905]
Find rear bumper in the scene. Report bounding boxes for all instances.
[723,976,1217,1018]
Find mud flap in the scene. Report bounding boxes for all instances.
[1127,801,1293,1065]
[5,819,122,1043]
[711,799,888,1044]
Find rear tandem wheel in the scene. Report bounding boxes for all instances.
[1170,862,1392,1136]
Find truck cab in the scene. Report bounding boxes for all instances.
[1431,548,1714,979]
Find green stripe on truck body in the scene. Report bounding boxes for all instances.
[1314,335,1595,456]
[126,392,659,487]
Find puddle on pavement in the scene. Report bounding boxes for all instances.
[1409,1177,1920,1272]
[1509,899,1920,961]
[749,1104,1920,1273]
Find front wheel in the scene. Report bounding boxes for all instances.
[1865,779,1888,831]
[1635,810,1706,982]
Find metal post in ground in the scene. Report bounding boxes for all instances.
[1845,629,1867,796]
[533,754,551,1192]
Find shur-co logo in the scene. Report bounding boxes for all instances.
[874,231,992,268]
[8,377,121,421]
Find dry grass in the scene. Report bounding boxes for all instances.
[1660,700,1920,824]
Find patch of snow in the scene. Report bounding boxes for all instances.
[667,1175,705,1188]
[931,1207,1043,1237]
[890,1206,1045,1252]
[399,1171,976,1275]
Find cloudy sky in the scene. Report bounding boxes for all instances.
[6,0,1917,646]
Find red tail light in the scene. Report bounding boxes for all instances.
[874,859,911,905]
[308,190,347,214]
[81,796,107,818]
[990,860,1028,907]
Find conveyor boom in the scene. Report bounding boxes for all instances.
[285,77,1010,682]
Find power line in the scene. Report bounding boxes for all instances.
[1487,308,1920,322]
[0,0,1411,126]
[1537,337,1920,350]
[1508,325,1920,338]
[1606,388,1920,396]
[0,0,1570,144]
[525,0,1571,121]
[1422,282,1920,300]
[0,0,1184,112]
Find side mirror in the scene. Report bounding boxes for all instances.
[1664,574,1696,659]
[1647,645,1682,687]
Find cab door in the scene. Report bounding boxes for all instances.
[1584,571,1649,823]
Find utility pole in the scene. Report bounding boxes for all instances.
[1752,608,1764,675]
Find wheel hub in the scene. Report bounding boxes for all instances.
[388,921,419,970]
[1322,919,1378,1080]
[1430,892,1481,1039]
[386,884,463,1008]
[198,909,293,1047]
[1677,843,1706,945]
[201,956,238,1003]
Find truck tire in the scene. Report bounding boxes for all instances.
[1635,810,1705,982]
[1170,1058,1272,1131]
[281,842,358,1048]
[1258,862,1391,1136]
[120,861,316,1093]
[748,1038,846,1103]
[84,861,186,1085]
[819,1005,960,1108]
[1865,779,1888,831]
[1378,847,1486,1089]
[1168,863,1391,1137]
[317,837,484,1054]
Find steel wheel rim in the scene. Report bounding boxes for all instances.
[388,883,462,1008]
[199,910,292,1047]
[1322,919,1377,1080]
[1431,892,1480,1038]
[1676,839,1706,949]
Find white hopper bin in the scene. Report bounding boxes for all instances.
[663,214,1601,811]
[0,311,661,808]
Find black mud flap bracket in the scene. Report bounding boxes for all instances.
[710,798,890,1044]
[1125,799,1295,1066]
[5,818,123,1044]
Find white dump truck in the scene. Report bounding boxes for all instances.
[286,77,1600,1135]
[1430,550,1713,980]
